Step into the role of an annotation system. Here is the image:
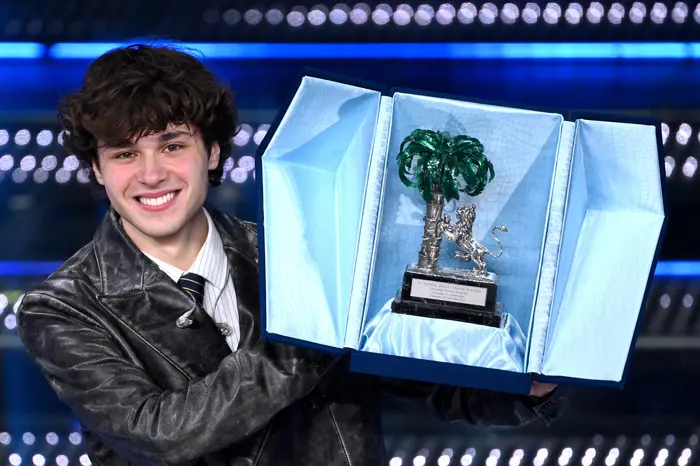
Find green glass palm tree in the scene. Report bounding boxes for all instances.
[396,129,495,270]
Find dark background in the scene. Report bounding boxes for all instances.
[1,2,700,465]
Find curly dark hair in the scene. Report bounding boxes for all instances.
[59,43,238,187]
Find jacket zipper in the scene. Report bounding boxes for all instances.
[251,419,276,466]
[327,405,352,466]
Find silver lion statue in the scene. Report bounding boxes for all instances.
[438,204,508,279]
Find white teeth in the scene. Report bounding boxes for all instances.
[138,192,176,207]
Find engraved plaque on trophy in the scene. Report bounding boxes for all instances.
[390,129,508,328]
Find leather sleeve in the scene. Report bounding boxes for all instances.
[379,378,569,427]
[17,291,339,464]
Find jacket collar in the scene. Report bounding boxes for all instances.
[93,206,257,294]
[93,205,260,379]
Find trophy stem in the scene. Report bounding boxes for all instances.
[417,188,444,270]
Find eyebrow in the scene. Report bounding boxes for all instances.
[103,131,193,150]
[158,130,193,143]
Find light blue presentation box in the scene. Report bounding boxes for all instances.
[256,74,667,394]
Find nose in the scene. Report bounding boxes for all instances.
[137,153,167,186]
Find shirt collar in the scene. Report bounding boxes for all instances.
[143,208,228,290]
[188,208,229,290]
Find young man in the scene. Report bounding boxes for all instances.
[17,44,568,466]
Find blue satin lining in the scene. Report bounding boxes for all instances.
[526,121,577,372]
[361,298,527,371]
[535,120,665,381]
[261,77,382,348]
[346,96,395,349]
[359,92,564,373]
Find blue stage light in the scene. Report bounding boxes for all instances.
[0,260,699,277]
[652,261,700,277]
[0,43,45,59]
[0,262,62,276]
[46,42,700,60]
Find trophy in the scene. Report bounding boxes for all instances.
[390,129,508,328]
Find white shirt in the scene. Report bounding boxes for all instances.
[144,209,240,350]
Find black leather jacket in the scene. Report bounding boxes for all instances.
[17,207,569,466]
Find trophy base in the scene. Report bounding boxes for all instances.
[390,264,502,328]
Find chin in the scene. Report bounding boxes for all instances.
[144,225,187,240]
[129,220,184,241]
[119,210,186,239]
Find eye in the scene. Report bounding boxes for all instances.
[114,152,134,159]
[164,143,182,152]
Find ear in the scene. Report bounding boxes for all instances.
[92,160,104,185]
[208,141,221,170]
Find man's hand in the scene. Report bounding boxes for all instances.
[530,381,558,398]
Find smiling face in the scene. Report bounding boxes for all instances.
[93,124,220,251]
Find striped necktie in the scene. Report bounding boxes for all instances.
[175,272,233,337]
[178,272,206,307]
